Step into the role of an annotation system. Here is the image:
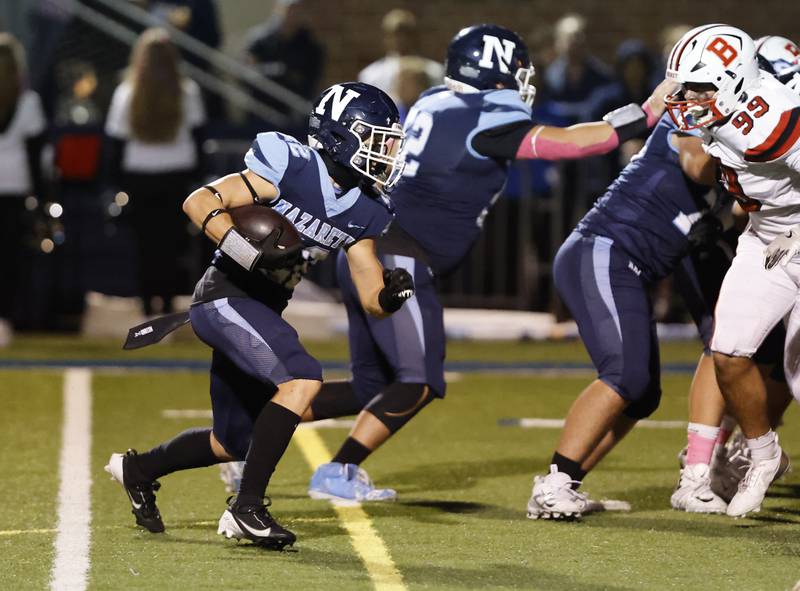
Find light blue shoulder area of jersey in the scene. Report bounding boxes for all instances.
[664,113,703,154]
[466,89,533,159]
[309,148,364,218]
[244,132,295,192]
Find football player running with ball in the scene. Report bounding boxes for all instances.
[105,82,415,548]
[666,25,800,517]
[301,24,677,503]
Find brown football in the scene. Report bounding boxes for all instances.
[228,204,302,247]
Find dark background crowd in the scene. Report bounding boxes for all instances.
[0,0,796,337]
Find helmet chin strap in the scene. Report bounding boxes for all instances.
[318,149,362,191]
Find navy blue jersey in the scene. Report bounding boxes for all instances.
[389,86,532,275]
[578,114,709,282]
[193,132,392,310]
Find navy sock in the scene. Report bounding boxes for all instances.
[134,428,219,482]
[551,452,587,489]
[332,437,371,466]
[236,402,301,507]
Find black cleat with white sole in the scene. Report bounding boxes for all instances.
[104,450,165,533]
[217,497,296,550]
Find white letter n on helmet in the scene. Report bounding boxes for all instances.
[479,35,516,73]
[314,85,361,121]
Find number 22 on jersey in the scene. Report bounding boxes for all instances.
[401,107,433,178]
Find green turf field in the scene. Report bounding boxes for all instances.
[1,336,798,590]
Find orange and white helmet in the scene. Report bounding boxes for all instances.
[665,24,759,130]
[756,36,800,93]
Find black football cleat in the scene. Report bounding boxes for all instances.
[217,496,296,550]
[105,450,165,533]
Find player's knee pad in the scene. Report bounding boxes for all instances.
[623,386,662,419]
[605,365,655,406]
[364,382,433,434]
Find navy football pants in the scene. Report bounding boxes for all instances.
[554,232,661,419]
[190,297,322,458]
[337,250,446,406]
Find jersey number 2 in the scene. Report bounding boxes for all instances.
[401,108,433,178]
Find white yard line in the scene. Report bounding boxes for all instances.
[50,368,92,591]
[293,427,406,591]
[500,418,686,429]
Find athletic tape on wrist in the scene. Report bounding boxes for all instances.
[603,103,648,144]
[219,228,260,271]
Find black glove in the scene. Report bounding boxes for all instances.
[378,268,415,313]
[687,214,723,251]
[254,229,304,270]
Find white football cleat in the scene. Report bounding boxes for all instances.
[670,463,727,513]
[527,465,588,520]
[726,445,790,518]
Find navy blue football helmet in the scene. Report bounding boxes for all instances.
[308,82,405,192]
[445,24,536,106]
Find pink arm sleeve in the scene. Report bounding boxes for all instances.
[515,100,660,161]
[515,127,619,160]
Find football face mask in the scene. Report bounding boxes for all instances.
[665,85,726,130]
[349,121,406,192]
[515,65,537,106]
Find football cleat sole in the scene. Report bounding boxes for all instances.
[526,509,582,520]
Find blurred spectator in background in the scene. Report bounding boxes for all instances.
[244,0,323,127]
[599,39,660,163]
[0,33,46,345]
[544,14,616,237]
[105,28,206,315]
[358,9,443,105]
[660,24,692,66]
[392,56,431,121]
[54,59,102,126]
[544,13,614,123]
[144,0,225,121]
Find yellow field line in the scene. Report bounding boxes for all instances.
[0,528,57,536]
[293,428,406,591]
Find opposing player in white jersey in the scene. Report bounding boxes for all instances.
[666,24,800,517]
[670,35,800,515]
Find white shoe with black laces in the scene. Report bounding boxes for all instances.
[670,463,727,513]
[527,465,588,520]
